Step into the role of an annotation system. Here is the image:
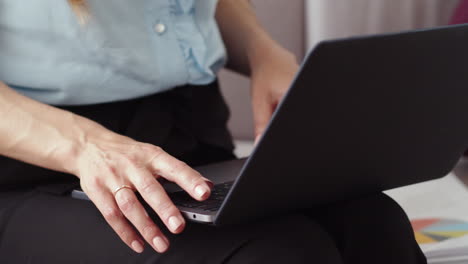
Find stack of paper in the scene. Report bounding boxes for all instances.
[411,217,468,264]
[422,235,468,264]
[386,171,468,264]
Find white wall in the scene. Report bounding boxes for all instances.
[306,0,460,50]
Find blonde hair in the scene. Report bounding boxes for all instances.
[68,0,89,24]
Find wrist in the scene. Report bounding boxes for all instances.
[56,113,116,176]
[246,33,297,75]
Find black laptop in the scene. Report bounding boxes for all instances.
[73,24,468,226]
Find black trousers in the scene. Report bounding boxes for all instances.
[0,82,426,263]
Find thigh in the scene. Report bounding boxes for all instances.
[309,193,427,264]
[0,189,343,264]
[165,214,343,264]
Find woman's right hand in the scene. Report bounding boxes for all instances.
[0,82,208,253]
[72,130,213,253]
[71,129,213,253]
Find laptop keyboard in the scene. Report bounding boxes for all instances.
[169,181,234,212]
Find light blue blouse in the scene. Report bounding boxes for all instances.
[0,0,226,105]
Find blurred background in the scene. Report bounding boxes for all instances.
[220,0,460,142]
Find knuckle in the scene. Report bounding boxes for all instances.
[155,201,178,219]
[117,228,133,243]
[150,145,163,154]
[173,162,196,182]
[176,161,190,171]
[84,176,103,191]
[146,145,163,156]
[138,178,159,195]
[188,171,204,185]
[117,195,137,213]
[142,224,158,238]
[168,161,184,175]
[124,155,138,167]
[178,161,191,173]
[102,206,121,222]
[147,145,165,163]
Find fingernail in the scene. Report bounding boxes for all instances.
[203,179,214,188]
[153,236,168,252]
[132,240,144,253]
[168,216,184,232]
[195,185,209,198]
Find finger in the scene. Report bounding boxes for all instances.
[130,166,187,235]
[252,94,274,141]
[86,187,144,254]
[148,147,212,201]
[254,134,262,146]
[114,188,169,253]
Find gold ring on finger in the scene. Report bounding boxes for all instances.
[112,185,134,196]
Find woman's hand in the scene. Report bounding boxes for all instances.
[0,82,212,254]
[250,44,299,143]
[72,130,213,254]
[215,0,299,142]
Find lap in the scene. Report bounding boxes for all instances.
[0,188,427,264]
[0,188,342,264]
[310,193,427,264]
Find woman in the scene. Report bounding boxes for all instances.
[0,0,426,263]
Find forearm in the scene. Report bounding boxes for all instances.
[215,0,295,76]
[0,82,113,175]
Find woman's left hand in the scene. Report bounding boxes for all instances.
[250,45,299,143]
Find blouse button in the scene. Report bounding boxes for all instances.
[154,23,167,35]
